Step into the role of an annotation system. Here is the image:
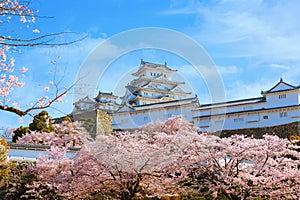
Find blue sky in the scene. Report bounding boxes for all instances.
[2,0,300,128]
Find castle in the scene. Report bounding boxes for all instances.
[72,60,300,134]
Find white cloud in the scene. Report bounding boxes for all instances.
[159,0,201,15]
[269,64,290,70]
[162,1,300,63]
[225,80,269,101]
[161,0,300,101]
[200,1,300,62]
[159,7,199,15]
[217,65,242,74]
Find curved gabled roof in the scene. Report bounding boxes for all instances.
[73,96,95,105]
[261,78,299,94]
[95,91,118,100]
[132,59,177,76]
[140,59,176,71]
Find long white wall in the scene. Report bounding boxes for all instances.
[196,108,300,132]
[194,89,300,132]
[112,103,196,130]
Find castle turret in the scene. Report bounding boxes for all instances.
[121,60,192,106]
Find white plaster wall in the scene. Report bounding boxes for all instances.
[113,104,196,130]
[265,92,299,108]
[195,109,300,132]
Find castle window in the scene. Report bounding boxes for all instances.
[164,74,166,77]
[263,115,268,119]
[212,110,219,115]
[279,94,286,99]
[279,112,287,118]
[144,116,149,121]
[121,119,129,123]
[234,117,244,122]
[243,106,252,110]
[167,113,172,118]
[214,120,224,124]
[151,72,153,76]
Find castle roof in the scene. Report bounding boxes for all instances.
[196,97,266,110]
[131,75,184,86]
[132,59,177,76]
[114,97,199,113]
[95,91,118,100]
[73,96,95,105]
[261,78,300,94]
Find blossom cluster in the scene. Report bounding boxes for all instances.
[17,121,84,147]
[16,131,82,147]
[21,116,300,199]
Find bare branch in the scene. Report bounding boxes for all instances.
[0,82,75,117]
[0,32,88,47]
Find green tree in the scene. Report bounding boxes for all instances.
[29,111,54,133]
[12,126,29,142]
[0,161,37,199]
[0,138,9,184]
[13,111,54,142]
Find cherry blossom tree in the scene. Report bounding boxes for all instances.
[0,0,83,117]
[169,134,300,199]
[16,120,84,147]
[23,146,117,199]
[23,116,200,199]
[22,116,300,199]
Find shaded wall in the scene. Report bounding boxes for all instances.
[218,121,300,139]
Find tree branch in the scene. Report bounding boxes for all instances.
[0,32,88,47]
[0,83,74,117]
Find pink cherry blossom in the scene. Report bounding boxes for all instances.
[17,121,84,147]
[23,118,300,199]
[32,29,40,33]
[44,86,50,92]
[19,67,28,73]
[18,117,23,123]
[13,102,20,108]
[16,82,24,87]
[20,16,26,23]
[9,58,15,66]
[0,74,5,83]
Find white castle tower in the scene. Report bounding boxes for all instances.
[121,59,192,106]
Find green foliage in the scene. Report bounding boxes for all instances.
[0,164,9,185]
[29,111,54,133]
[63,116,72,122]
[12,126,29,142]
[13,111,55,143]
[0,161,36,200]
[0,141,9,184]
[0,138,9,149]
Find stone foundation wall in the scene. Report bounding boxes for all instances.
[96,110,113,136]
[71,110,113,137]
[71,110,97,134]
[219,121,300,139]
